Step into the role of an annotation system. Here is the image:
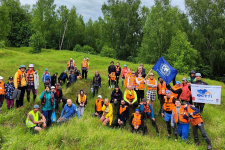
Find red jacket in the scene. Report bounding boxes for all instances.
[179,83,191,101]
[121,67,128,78]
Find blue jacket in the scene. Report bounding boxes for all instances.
[39,91,55,111]
[140,103,154,118]
[68,74,77,83]
[42,72,51,83]
[5,82,15,99]
[60,103,80,120]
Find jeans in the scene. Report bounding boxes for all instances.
[43,110,53,126]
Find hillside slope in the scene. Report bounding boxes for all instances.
[0,47,224,149]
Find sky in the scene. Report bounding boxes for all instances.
[20,0,185,22]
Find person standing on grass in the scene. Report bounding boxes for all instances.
[0,76,5,111]
[161,90,176,138]
[115,62,121,85]
[76,90,87,116]
[26,64,39,102]
[81,58,88,80]
[193,73,208,113]
[108,61,116,88]
[26,104,46,132]
[14,65,27,109]
[145,73,157,108]
[130,109,147,135]
[187,70,196,83]
[86,57,90,69]
[74,66,80,77]
[136,65,146,78]
[184,103,212,149]
[179,78,191,104]
[110,85,123,107]
[42,68,51,86]
[91,95,104,118]
[100,98,113,126]
[109,71,116,89]
[92,71,101,97]
[135,73,145,104]
[111,100,129,129]
[124,68,132,88]
[5,76,15,110]
[121,64,128,87]
[127,71,137,90]
[171,100,190,142]
[157,77,169,114]
[39,85,55,126]
[58,70,68,85]
[171,81,182,99]
[51,72,58,87]
[140,98,159,134]
[67,58,75,71]
[124,85,138,108]
[57,99,80,123]
[54,83,63,113]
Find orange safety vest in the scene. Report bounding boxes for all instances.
[128,76,137,87]
[126,89,135,102]
[163,96,175,112]
[144,103,151,113]
[132,113,141,126]
[96,99,104,112]
[110,72,116,81]
[187,105,203,126]
[0,82,5,95]
[124,72,131,88]
[158,82,167,95]
[78,94,86,104]
[67,61,75,68]
[147,78,157,90]
[116,66,120,74]
[82,60,87,68]
[171,86,182,98]
[119,105,127,114]
[27,70,34,83]
[173,105,189,123]
[17,70,26,87]
[136,77,145,90]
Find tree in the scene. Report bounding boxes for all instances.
[0,1,11,41]
[167,30,198,74]
[29,31,46,53]
[100,46,116,58]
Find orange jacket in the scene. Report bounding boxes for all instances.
[186,105,203,126]
[163,96,175,112]
[67,61,75,68]
[96,99,104,112]
[121,67,128,78]
[136,77,145,90]
[14,69,27,88]
[119,105,128,114]
[172,105,189,123]
[158,81,167,95]
[127,76,137,87]
[171,86,182,99]
[124,72,131,88]
[81,60,88,68]
[0,82,5,95]
[27,70,34,83]
[147,78,157,90]
[110,72,116,81]
[132,113,141,126]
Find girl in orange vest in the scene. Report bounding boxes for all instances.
[0,76,5,110]
[76,90,87,116]
[135,73,145,104]
[121,64,128,87]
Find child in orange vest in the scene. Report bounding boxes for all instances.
[135,73,145,104]
[110,72,116,89]
[0,76,5,110]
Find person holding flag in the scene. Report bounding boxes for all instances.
[145,73,157,108]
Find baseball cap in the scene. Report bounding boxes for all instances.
[176,81,181,85]
[182,77,187,81]
[45,68,48,71]
[135,109,140,112]
[33,104,39,109]
[51,86,55,89]
[19,65,26,69]
[8,76,13,80]
[98,95,102,98]
[195,73,201,77]
[0,76,3,80]
[124,64,127,67]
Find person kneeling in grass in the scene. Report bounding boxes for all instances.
[26,104,46,132]
[100,98,113,126]
[130,109,147,135]
[57,99,80,123]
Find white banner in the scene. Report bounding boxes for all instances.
[191,84,221,105]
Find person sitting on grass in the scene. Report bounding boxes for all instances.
[91,95,104,118]
[26,104,46,132]
[100,98,113,126]
[58,70,68,85]
[66,70,77,88]
[130,109,147,135]
[76,90,87,117]
[57,99,80,123]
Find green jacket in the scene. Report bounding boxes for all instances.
[39,91,55,111]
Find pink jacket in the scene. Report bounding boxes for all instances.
[179,83,191,101]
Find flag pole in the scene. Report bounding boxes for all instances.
[145,69,152,79]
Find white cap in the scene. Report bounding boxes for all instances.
[97,95,102,98]
[51,86,55,89]
[0,76,3,80]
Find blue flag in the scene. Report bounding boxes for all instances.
[152,56,177,84]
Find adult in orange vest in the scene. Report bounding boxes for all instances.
[121,64,128,87]
[108,61,116,88]
[81,58,88,80]
[130,109,146,135]
[171,100,189,141]
[171,81,182,99]
[14,65,27,109]
[76,90,87,116]
[145,73,157,108]
[184,103,212,149]
[140,98,159,134]
[135,73,145,104]
[91,95,104,118]
[179,78,191,104]
[111,100,129,128]
[161,90,176,137]
[26,64,39,102]
[0,76,5,110]
[157,77,169,114]
[115,62,121,85]
[100,98,113,125]
[67,58,75,71]
[124,85,138,108]
[127,71,137,90]
[124,68,132,88]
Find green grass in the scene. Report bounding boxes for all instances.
[0,47,224,149]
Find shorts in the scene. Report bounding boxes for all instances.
[30,125,38,131]
[147,90,156,101]
[164,112,172,122]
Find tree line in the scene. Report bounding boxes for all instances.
[0,0,225,82]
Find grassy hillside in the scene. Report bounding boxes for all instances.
[0,47,224,150]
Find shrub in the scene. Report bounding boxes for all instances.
[29,31,46,53]
[73,44,82,52]
[0,41,6,49]
[82,45,96,54]
[100,46,116,58]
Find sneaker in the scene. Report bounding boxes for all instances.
[175,139,178,142]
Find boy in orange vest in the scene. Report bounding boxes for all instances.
[0,76,5,111]
[135,73,145,104]
[145,73,157,108]
[130,109,146,135]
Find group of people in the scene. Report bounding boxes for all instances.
[0,59,212,150]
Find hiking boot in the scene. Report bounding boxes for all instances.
[194,139,199,146]
[206,139,212,150]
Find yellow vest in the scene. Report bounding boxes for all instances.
[26,110,39,128]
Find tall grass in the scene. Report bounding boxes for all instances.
[0,47,224,149]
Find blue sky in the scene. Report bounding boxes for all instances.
[20,0,185,22]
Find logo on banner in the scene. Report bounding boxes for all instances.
[197,89,212,98]
[160,64,171,76]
